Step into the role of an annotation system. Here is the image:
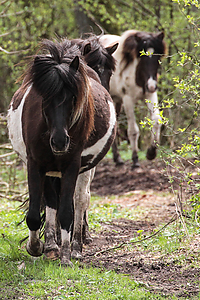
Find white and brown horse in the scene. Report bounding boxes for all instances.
[100,30,166,168]
[71,34,118,92]
[70,35,118,259]
[44,35,118,260]
[7,39,116,266]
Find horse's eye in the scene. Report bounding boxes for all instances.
[97,65,104,74]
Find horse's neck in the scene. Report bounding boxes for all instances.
[86,66,101,84]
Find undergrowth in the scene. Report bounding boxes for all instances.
[0,199,181,300]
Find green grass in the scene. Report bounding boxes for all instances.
[89,194,200,268]
[105,142,147,162]
[0,257,175,300]
[0,153,199,299]
[88,195,143,231]
[0,198,184,300]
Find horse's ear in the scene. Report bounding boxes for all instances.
[70,56,79,71]
[106,43,118,55]
[157,32,164,40]
[83,43,91,56]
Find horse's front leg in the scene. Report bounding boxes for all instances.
[58,160,80,266]
[146,92,162,160]
[43,176,60,260]
[123,95,140,168]
[26,158,44,257]
[82,168,96,245]
[71,168,95,260]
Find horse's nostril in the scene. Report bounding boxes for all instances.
[51,137,56,147]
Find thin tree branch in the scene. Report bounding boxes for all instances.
[0,46,29,54]
[88,214,177,257]
[0,151,15,158]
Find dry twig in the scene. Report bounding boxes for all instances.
[89,213,178,257]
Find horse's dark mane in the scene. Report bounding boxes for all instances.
[72,35,116,73]
[28,39,94,140]
[30,39,84,100]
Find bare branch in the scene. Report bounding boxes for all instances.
[0,46,29,55]
[0,0,11,16]
[0,10,26,17]
[88,214,177,257]
[0,0,11,5]
[0,151,16,158]
[0,31,11,38]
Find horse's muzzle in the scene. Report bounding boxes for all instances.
[146,78,157,93]
[50,135,70,155]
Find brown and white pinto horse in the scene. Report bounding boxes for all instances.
[7,39,116,266]
[45,36,118,260]
[100,30,166,168]
[70,35,118,259]
[71,35,118,92]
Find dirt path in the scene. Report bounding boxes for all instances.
[82,158,200,298]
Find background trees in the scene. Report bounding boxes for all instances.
[1,0,199,141]
[0,0,200,174]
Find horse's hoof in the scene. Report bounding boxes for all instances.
[71,240,82,254]
[115,158,124,166]
[131,162,140,169]
[71,241,83,259]
[71,250,83,260]
[61,257,73,267]
[146,145,157,160]
[26,240,44,257]
[83,236,93,245]
[60,244,73,267]
[83,229,93,245]
[44,248,60,260]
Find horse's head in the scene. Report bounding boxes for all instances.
[76,36,118,91]
[30,40,93,155]
[122,31,166,94]
[41,56,80,155]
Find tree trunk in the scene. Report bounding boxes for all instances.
[74,2,95,35]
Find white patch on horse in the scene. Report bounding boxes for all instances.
[46,207,57,226]
[147,76,157,93]
[7,85,32,164]
[61,229,70,245]
[81,100,116,159]
[146,47,154,57]
[29,229,40,241]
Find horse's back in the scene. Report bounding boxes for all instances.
[100,34,120,48]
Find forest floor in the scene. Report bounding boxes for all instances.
[82,158,200,298]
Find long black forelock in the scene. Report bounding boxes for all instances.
[30,39,87,104]
[41,39,80,63]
